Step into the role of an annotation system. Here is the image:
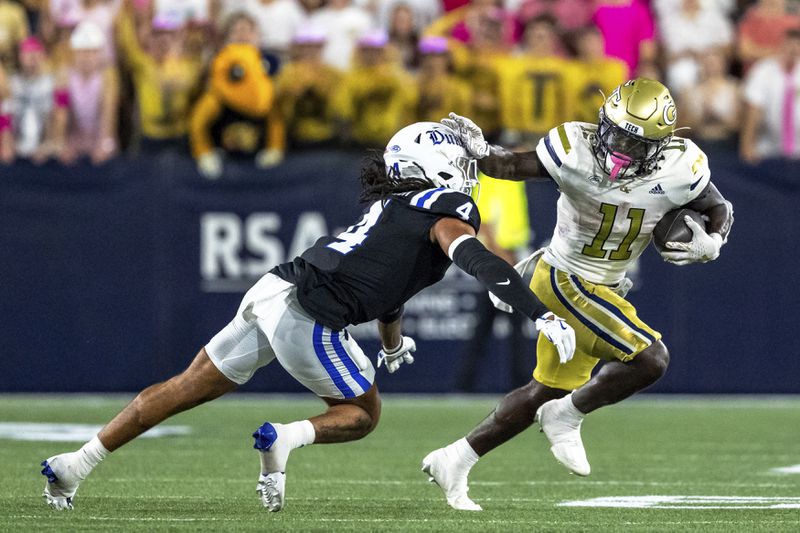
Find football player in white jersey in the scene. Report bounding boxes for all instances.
[421,79,734,510]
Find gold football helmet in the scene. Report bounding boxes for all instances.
[594,78,677,180]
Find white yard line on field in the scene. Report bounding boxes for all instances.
[559,495,800,509]
[90,477,797,489]
[771,464,800,474]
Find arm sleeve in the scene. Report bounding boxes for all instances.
[450,236,548,321]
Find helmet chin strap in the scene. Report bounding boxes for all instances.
[608,152,632,181]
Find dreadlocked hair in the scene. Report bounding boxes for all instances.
[359,150,436,203]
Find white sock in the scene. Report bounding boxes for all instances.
[450,437,479,470]
[292,420,316,448]
[259,420,315,474]
[75,436,109,478]
[562,393,586,419]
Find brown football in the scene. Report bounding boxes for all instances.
[652,208,705,253]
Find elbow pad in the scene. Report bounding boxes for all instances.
[450,236,547,320]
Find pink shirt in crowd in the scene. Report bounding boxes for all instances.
[518,0,593,31]
[442,0,470,11]
[67,69,103,152]
[450,9,519,46]
[592,0,654,75]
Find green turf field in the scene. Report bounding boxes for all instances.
[1,395,799,532]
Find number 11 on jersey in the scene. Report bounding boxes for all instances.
[581,202,645,261]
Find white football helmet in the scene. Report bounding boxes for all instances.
[384,122,478,195]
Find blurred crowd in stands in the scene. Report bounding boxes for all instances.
[0,0,799,177]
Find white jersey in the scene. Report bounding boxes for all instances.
[535,121,710,285]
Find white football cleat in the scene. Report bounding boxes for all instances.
[253,422,290,512]
[41,453,84,510]
[256,472,286,512]
[535,398,591,476]
[421,448,482,511]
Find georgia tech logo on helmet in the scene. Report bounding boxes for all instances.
[662,103,677,126]
[620,120,644,136]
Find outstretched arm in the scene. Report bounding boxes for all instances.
[441,113,551,182]
[432,217,547,319]
[478,145,550,182]
[431,217,575,363]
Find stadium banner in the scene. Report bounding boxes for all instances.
[1,147,798,393]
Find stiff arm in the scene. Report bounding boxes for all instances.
[477,146,552,183]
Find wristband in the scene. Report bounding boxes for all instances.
[382,339,402,354]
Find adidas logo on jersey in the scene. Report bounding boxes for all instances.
[649,184,665,195]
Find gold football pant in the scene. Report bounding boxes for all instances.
[531,260,661,391]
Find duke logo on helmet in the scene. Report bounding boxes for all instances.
[384,122,478,195]
[426,129,466,148]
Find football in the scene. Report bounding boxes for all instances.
[652,208,705,253]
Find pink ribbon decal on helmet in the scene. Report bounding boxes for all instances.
[608,152,632,181]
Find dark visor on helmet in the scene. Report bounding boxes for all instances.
[598,117,661,161]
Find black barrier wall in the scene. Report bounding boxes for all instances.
[1,146,799,393]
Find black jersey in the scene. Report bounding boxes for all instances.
[271,187,481,330]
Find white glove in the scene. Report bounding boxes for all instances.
[661,216,723,265]
[440,112,490,159]
[377,336,416,373]
[256,148,284,168]
[198,152,223,180]
[535,312,576,364]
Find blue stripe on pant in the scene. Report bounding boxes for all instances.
[568,275,656,344]
[331,331,372,394]
[312,322,356,398]
[549,267,633,355]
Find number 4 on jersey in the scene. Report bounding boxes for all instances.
[456,202,473,221]
[328,201,384,254]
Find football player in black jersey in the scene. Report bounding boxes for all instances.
[40,122,576,513]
